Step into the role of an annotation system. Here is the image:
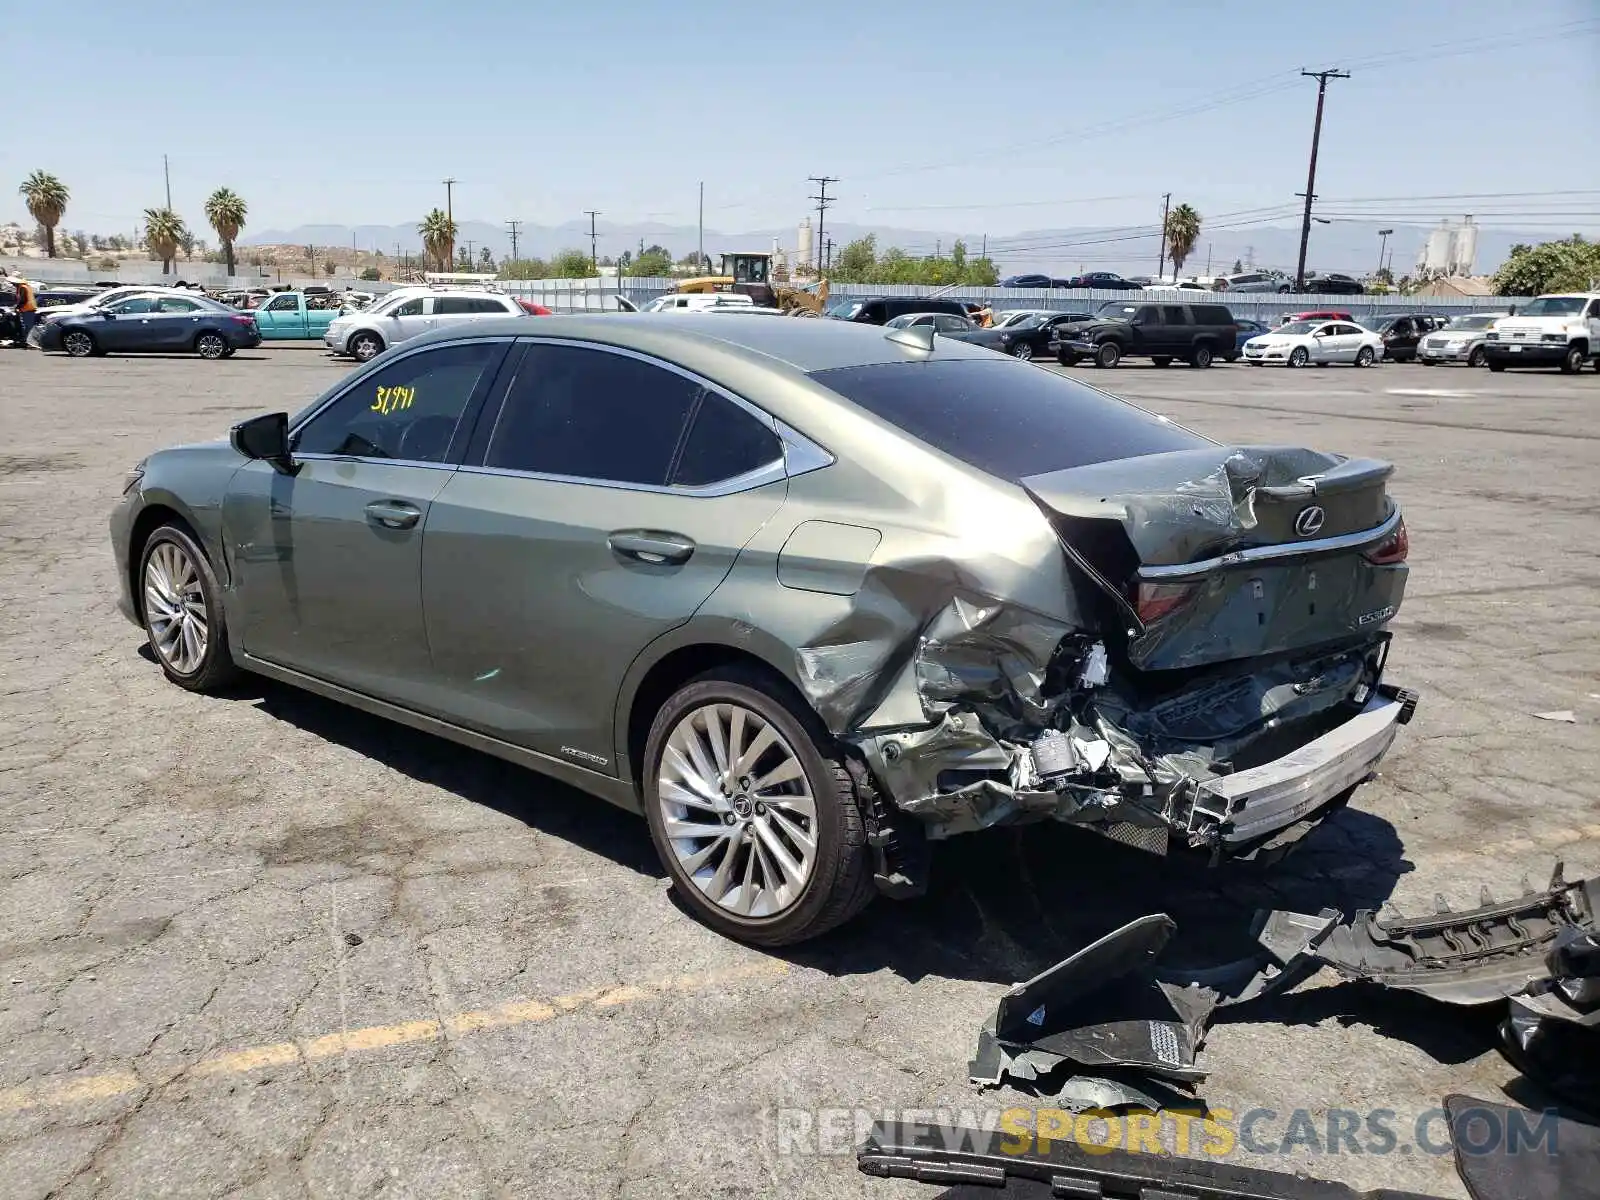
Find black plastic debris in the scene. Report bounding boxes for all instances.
[1317,864,1599,1005]
[1445,1095,1600,1200]
[969,909,1338,1101]
[1499,925,1600,1117]
[857,1118,1448,1199]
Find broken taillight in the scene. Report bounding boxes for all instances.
[1134,580,1197,625]
[1363,517,1409,566]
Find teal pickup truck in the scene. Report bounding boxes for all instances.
[250,291,345,340]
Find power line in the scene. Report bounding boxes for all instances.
[808,177,837,274]
[1294,69,1349,290]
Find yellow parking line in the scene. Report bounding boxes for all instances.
[0,960,786,1116]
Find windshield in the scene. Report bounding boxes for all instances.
[1009,314,1049,330]
[1096,302,1139,318]
[1514,297,1585,317]
[1275,321,1317,335]
[825,299,863,319]
[1445,315,1497,331]
[809,358,1210,481]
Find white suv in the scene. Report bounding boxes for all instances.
[324,287,527,361]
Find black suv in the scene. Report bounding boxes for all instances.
[1052,300,1238,368]
[1303,272,1366,295]
[832,297,972,326]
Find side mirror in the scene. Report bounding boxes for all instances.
[231,412,295,474]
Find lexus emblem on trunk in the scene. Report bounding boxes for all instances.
[1294,505,1326,537]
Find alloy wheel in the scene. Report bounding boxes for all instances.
[656,702,817,919]
[63,331,94,357]
[1011,343,1034,361]
[144,541,209,674]
[197,334,226,359]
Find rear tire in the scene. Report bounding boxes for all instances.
[641,667,876,947]
[1466,346,1485,368]
[1094,341,1121,369]
[1189,344,1213,368]
[1288,346,1309,368]
[1560,345,1585,375]
[350,331,384,362]
[1011,342,1034,361]
[195,332,227,359]
[1355,346,1376,368]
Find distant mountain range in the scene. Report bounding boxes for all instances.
[242,217,1577,277]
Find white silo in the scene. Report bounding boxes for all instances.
[1452,217,1478,277]
[797,218,814,268]
[1423,221,1455,273]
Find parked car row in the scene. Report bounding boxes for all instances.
[999,269,1370,295]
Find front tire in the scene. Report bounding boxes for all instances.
[1094,341,1121,369]
[138,524,240,692]
[62,329,96,358]
[195,332,228,359]
[350,331,385,362]
[1560,345,1586,375]
[642,668,875,947]
[1288,346,1310,368]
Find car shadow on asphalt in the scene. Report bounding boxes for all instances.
[224,673,666,881]
[198,666,1410,993]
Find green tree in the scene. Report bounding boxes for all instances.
[500,257,551,280]
[359,267,382,281]
[550,248,595,278]
[832,234,877,282]
[1163,203,1202,278]
[18,170,70,257]
[418,209,457,271]
[479,246,496,271]
[323,259,337,276]
[143,207,185,273]
[1491,236,1600,296]
[203,187,248,277]
[630,249,673,277]
[1231,258,1244,274]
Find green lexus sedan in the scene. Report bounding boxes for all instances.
[111,315,1416,946]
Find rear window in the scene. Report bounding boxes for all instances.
[809,358,1210,481]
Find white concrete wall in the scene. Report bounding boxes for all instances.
[0,255,375,290]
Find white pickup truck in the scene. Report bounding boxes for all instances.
[1483,292,1600,374]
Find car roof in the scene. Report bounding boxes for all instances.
[398,312,1001,373]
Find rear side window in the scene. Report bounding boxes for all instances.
[484,344,701,485]
[810,358,1209,481]
[672,392,782,487]
[1160,306,1188,324]
[1194,305,1234,325]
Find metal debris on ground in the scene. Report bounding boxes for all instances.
[1532,710,1578,722]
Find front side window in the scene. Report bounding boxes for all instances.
[109,297,158,315]
[294,341,502,463]
[389,298,425,317]
[265,295,299,312]
[483,344,702,485]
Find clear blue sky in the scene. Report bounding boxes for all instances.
[5,0,1597,247]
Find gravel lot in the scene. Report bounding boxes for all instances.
[1,343,1597,1199]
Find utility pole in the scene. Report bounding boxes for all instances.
[463,240,474,269]
[585,211,601,273]
[163,154,171,210]
[506,219,521,263]
[1376,228,1393,277]
[824,238,835,272]
[1294,68,1349,291]
[808,176,837,274]
[697,182,704,273]
[1205,243,1212,276]
[442,178,457,224]
[1155,192,1172,280]
[981,233,987,259]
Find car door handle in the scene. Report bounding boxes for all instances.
[364,500,422,530]
[608,530,694,565]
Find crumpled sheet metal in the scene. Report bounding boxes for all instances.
[1500,925,1600,1117]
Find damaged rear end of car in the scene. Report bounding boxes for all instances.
[798,358,1417,876]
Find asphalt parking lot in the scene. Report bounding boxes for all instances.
[2,344,1597,1200]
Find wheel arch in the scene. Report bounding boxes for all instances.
[614,621,811,795]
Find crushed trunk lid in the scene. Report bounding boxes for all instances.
[1023,445,1408,671]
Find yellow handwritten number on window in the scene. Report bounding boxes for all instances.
[371,385,416,416]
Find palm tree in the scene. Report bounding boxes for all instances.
[418,209,457,271]
[204,187,248,276]
[1163,203,1202,279]
[18,171,70,258]
[143,207,186,274]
